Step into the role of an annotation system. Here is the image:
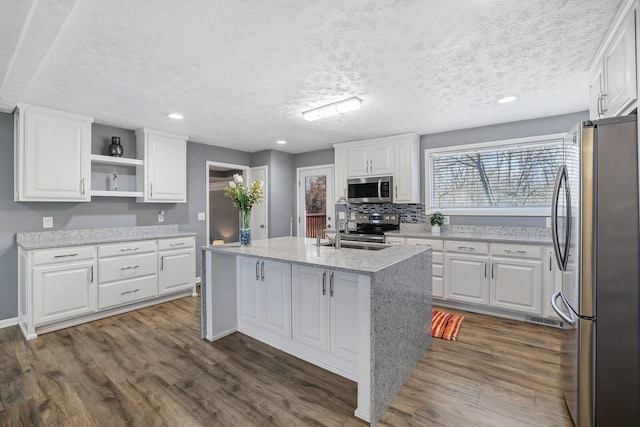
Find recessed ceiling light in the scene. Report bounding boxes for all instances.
[497,96,518,104]
[168,113,184,119]
[276,140,287,145]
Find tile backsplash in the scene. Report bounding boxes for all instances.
[349,203,426,223]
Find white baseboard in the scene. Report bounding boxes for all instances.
[0,317,18,329]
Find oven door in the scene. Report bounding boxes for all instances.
[347,176,392,203]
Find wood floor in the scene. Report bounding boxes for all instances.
[0,297,572,426]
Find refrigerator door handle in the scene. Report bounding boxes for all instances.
[551,290,576,325]
[551,165,566,270]
[562,176,572,272]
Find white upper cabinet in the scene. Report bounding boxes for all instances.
[393,135,420,203]
[589,1,637,119]
[347,142,394,177]
[334,147,348,201]
[136,128,187,203]
[14,104,93,202]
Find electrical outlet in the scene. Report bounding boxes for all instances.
[43,217,53,229]
[197,212,206,221]
[443,216,450,225]
[546,217,552,228]
[158,211,165,223]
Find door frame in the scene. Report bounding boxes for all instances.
[296,164,334,238]
[249,165,269,240]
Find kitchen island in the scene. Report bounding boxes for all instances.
[201,236,432,425]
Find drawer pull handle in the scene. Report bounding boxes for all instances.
[121,288,140,295]
[121,265,140,271]
[170,243,185,247]
[54,253,79,258]
[120,248,140,252]
[457,246,476,251]
[504,249,527,254]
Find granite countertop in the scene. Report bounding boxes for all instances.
[203,236,429,274]
[385,230,552,245]
[17,225,197,250]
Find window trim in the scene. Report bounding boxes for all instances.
[424,133,566,216]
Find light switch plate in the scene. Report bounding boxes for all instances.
[443,216,450,225]
[197,212,206,221]
[43,217,53,229]
[158,211,164,223]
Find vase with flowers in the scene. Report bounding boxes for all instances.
[224,174,264,247]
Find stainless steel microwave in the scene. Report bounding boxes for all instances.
[347,176,393,203]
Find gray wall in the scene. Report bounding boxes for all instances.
[419,111,589,227]
[293,148,334,169]
[0,113,251,321]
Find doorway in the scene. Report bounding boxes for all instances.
[296,165,334,238]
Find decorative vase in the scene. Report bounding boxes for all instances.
[108,136,123,157]
[240,210,252,247]
[431,224,441,234]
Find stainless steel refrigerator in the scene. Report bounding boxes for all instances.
[550,114,640,426]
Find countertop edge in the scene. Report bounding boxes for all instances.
[385,231,552,245]
[18,232,198,250]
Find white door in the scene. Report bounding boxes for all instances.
[297,166,334,238]
[147,134,187,202]
[33,260,96,325]
[261,260,292,338]
[445,254,490,305]
[23,110,91,201]
[603,9,637,117]
[490,258,542,314]
[237,257,262,327]
[159,249,194,295]
[329,271,359,363]
[249,166,268,240]
[292,265,329,351]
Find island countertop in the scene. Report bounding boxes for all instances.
[202,236,429,274]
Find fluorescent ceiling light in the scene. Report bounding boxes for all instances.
[497,96,518,104]
[276,140,287,145]
[168,112,184,119]
[302,97,362,121]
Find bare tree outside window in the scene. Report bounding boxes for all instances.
[305,176,326,213]
[430,142,563,209]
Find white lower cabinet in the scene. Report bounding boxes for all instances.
[292,265,359,364]
[238,257,292,338]
[445,253,490,305]
[158,237,196,295]
[33,258,96,325]
[406,238,444,299]
[543,247,563,320]
[489,257,542,314]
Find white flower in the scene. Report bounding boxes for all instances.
[228,181,236,189]
[233,174,243,185]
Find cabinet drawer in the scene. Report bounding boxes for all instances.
[32,246,96,266]
[405,238,444,251]
[490,243,542,259]
[433,264,444,277]
[98,252,157,284]
[158,236,195,251]
[98,275,157,310]
[98,240,157,258]
[385,236,406,245]
[433,251,444,264]
[444,240,489,254]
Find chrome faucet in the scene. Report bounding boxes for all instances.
[335,230,341,249]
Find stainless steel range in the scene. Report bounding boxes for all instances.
[341,213,400,244]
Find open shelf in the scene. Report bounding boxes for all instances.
[91,190,143,198]
[91,154,143,166]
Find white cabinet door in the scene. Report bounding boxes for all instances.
[445,253,489,305]
[33,260,96,325]
[262,260,292,338]
[17,106,92,201]
[347,145,369,177]
[238,257,262,327]
[329,271,359,363]
[393,138,419,203]
[369,143,394,175]
[159,247,195,295]
[603,8,637,117]
[292,265,329,351]
[490,258,542,315]
[432,277,445,299]
[543,248,563,319]
[137,129,187,203]
[334,147,348,201]
[589,65,605,120]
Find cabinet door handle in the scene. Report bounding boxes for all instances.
[484,262,487,278]
[255,261,260,280]
[81,178,86,196]
[54,253,79,258]
[322,271,327,295]
[90,265,94,283]
[261,261,265,281]
[458,246,476,251]
[329,272,334,297]
[169,242,185,247]
[121,288,140,295]
[504,249,526,255]
[600,93,608,115]
[491,263,495,279]
[150,183,153,197]
[549,252,552,271]
[596,94,602,118]
[161,256,164,270]
[120,265,140,271]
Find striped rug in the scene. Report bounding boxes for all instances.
[431,309,465,340]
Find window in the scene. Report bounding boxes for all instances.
[425,134,566,215]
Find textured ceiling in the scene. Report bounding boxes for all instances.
[0,0,622,153]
